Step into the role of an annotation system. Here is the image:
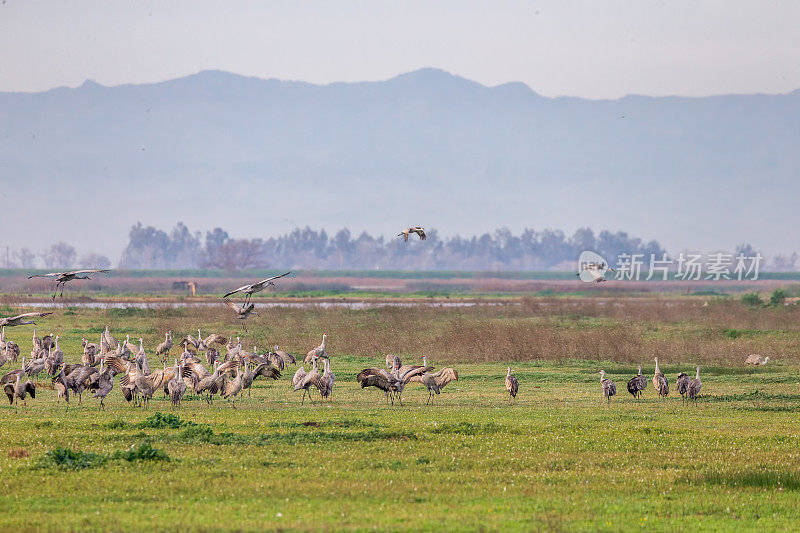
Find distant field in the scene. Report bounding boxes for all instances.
[0,300,798,529]
[2,269,799,299]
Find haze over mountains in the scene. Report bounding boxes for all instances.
[2,68,798,262]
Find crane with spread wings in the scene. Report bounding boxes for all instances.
[28,269,111,299]
[222,272,291,304]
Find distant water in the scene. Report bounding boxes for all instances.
[9,300,515,310]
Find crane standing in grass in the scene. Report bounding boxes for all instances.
[505,367,519,404]
[627,365,646,398]
[599,370,617,405]
[676,371,691,404]
[688,366,702,403]
[653,357,669,398]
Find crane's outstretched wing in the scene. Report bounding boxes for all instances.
[411,227,427,240]
[223,284,251,298]
[258,271,291,285]
[27,272,62,279]
[66,269,111,275]
[224,300,242,314]
[9,312,54,319]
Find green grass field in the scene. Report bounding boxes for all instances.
[0,303,798,531]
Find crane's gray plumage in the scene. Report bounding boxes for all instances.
[653,357,669,397]
[223,272,291,303]
[676,372,690,403]
[627,365,646,398]
[599,370,617,405]
[27,269,110,299]
[688,366,702,403]
[505,367,519,404]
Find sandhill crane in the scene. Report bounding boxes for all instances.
[676,372,691,403]
[599,370,617,405]
[688,366,702,403]
[627,365,646,398]
[356,367,399,405]
[82,338,101,366]
[5,370,35,412]
[45,335,63,375]
[241,360,281,398]
[273,346,296,365]
[226,338,243,360]
[101,326,117,352]
[305,334,328,364]
[3,340,20,363]
[41,333,55,351]
[417,367,459,405]
[386,354,400,370]
[221,367,245,408]
[293,357,321,405]
[91,360,114,411]
[0,312,53,328]
[505,367,519,404]
[206,346,220,367]
[65,365,99,404]
[577,262,615,283]
[25,349,47,377]
[224,300,258,330]
[195,362,225,404]
[156,332,173,358]
[397,227,426,242]
[27,269,110,299]
[223,272,291,304]
[264,350,284,371]
[653,357,669,397]
[54,368,70,407]
[201,332,227,349]
[168,359,187,407]
[745,354,770,366]
[319,358,335,400]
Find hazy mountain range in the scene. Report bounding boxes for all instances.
[1,68,798,262]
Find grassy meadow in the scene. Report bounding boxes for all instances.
[0,298,798,531]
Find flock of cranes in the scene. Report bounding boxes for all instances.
[11,248,771,412]
[0,324,466,412]
[600,357,702,405]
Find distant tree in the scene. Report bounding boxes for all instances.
[202,238,268,270]
[14,248,36,268]
[118,222,667,271]
[79,253,111,269]
[119,222,201,269]
[41,242,77,269]
[769,253,798,272]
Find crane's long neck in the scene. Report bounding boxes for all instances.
[695,367,700,379]
[654,359,660,373]
[638,365,642,376]
[320,335,326,349]
[506,368,511,377]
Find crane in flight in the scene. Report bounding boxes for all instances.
[0,312,53,328]
[28,269,111,299]
[397,227,426,242]
[222,272,291,304]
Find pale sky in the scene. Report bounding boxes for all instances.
[1,0,799,98]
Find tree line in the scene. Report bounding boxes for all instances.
[113,222,666,271]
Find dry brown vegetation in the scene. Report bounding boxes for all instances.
[20,296,800,368]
